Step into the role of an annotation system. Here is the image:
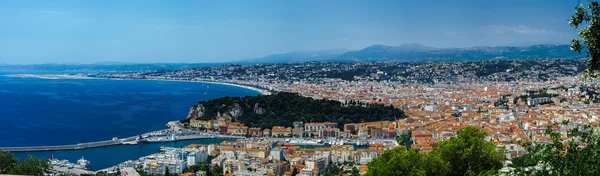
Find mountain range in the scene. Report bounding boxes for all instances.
[240,49,351,63]
[1,44,585,66]
[244,44,584,63]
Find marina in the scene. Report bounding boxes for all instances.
[48,156,95,175]
[0,129,243,152]
[12,138,234,171]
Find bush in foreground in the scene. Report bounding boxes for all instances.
[367,126,505,176]
[0,150,49,176]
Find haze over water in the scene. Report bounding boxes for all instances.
[0,73,260,147]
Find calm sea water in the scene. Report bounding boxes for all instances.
[13,138,232,171]
[0,73,259,169]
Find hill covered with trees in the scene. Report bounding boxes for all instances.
[184,92,405,128]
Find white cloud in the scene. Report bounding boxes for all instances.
[481,25,557,35]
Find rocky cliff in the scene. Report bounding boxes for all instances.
[182,92,405,129]
[186,104,205,119]
[186,102,246,121]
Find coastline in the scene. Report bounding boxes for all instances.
[3,73,272,95]
[1,73,268,148]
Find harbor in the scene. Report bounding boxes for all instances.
[48,156,95,175]
[11,138,234,171]
[0,128,244,152]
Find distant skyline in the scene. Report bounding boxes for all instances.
[0,0,581,64]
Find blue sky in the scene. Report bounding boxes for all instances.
[0,0,581,64]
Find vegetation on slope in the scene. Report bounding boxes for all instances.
[190,92,405,128]
[366,126,506,176]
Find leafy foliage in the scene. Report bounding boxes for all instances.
[350,166,360,176]
[366,147,450,176]
[366,126,505,176]
[0,150,18,173]
[0,150,49,176]
[512,123,600,175]
[191,92,405,128]
[433,126,506,176]
[570,0,600,78]
[183,162,206,173]
[397,133,413,149]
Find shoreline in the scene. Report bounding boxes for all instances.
[1,73,270,149]
[3,73,272,95]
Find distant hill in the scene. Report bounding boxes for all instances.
[333,44,583,62]
[0,63,223,72]
[240,44,583,64]
[240,49,351,63]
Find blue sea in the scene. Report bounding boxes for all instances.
[0,72,259,169]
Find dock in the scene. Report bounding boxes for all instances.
[0,138,134,152]
[0,130,245,152]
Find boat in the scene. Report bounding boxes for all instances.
[360,140,369,146]
[122,141,138,145]
[48,155,70,166]
[77,156,91,169]
[287,139,325,146]
[143,134,177,143]
[48,154,56,162]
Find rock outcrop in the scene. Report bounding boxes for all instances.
[224,103,244,121]
[186,104,205,119]
[254,103,266,115]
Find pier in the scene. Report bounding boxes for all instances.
[0,138,134,152]
[0,129,245,152]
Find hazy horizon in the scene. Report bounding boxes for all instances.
[0,0,578,64]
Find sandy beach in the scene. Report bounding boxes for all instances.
[4,74,271,95]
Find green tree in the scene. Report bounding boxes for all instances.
[200,162,207,171]
[9,155,50,176]
[327,161,342,176]
[0,150,18,174]
[350,166,360,176]
[434,126,506,176]
[512,123,600,175]
[208,164,223,176]
[570,0,600,78]
[184,162,209,173]
[367,126,505,176]
[421,152,452,176]
[366,147,450,176]
[397,133,412,148]
[137,170,150,176]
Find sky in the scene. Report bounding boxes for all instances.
[0,0,582,64]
